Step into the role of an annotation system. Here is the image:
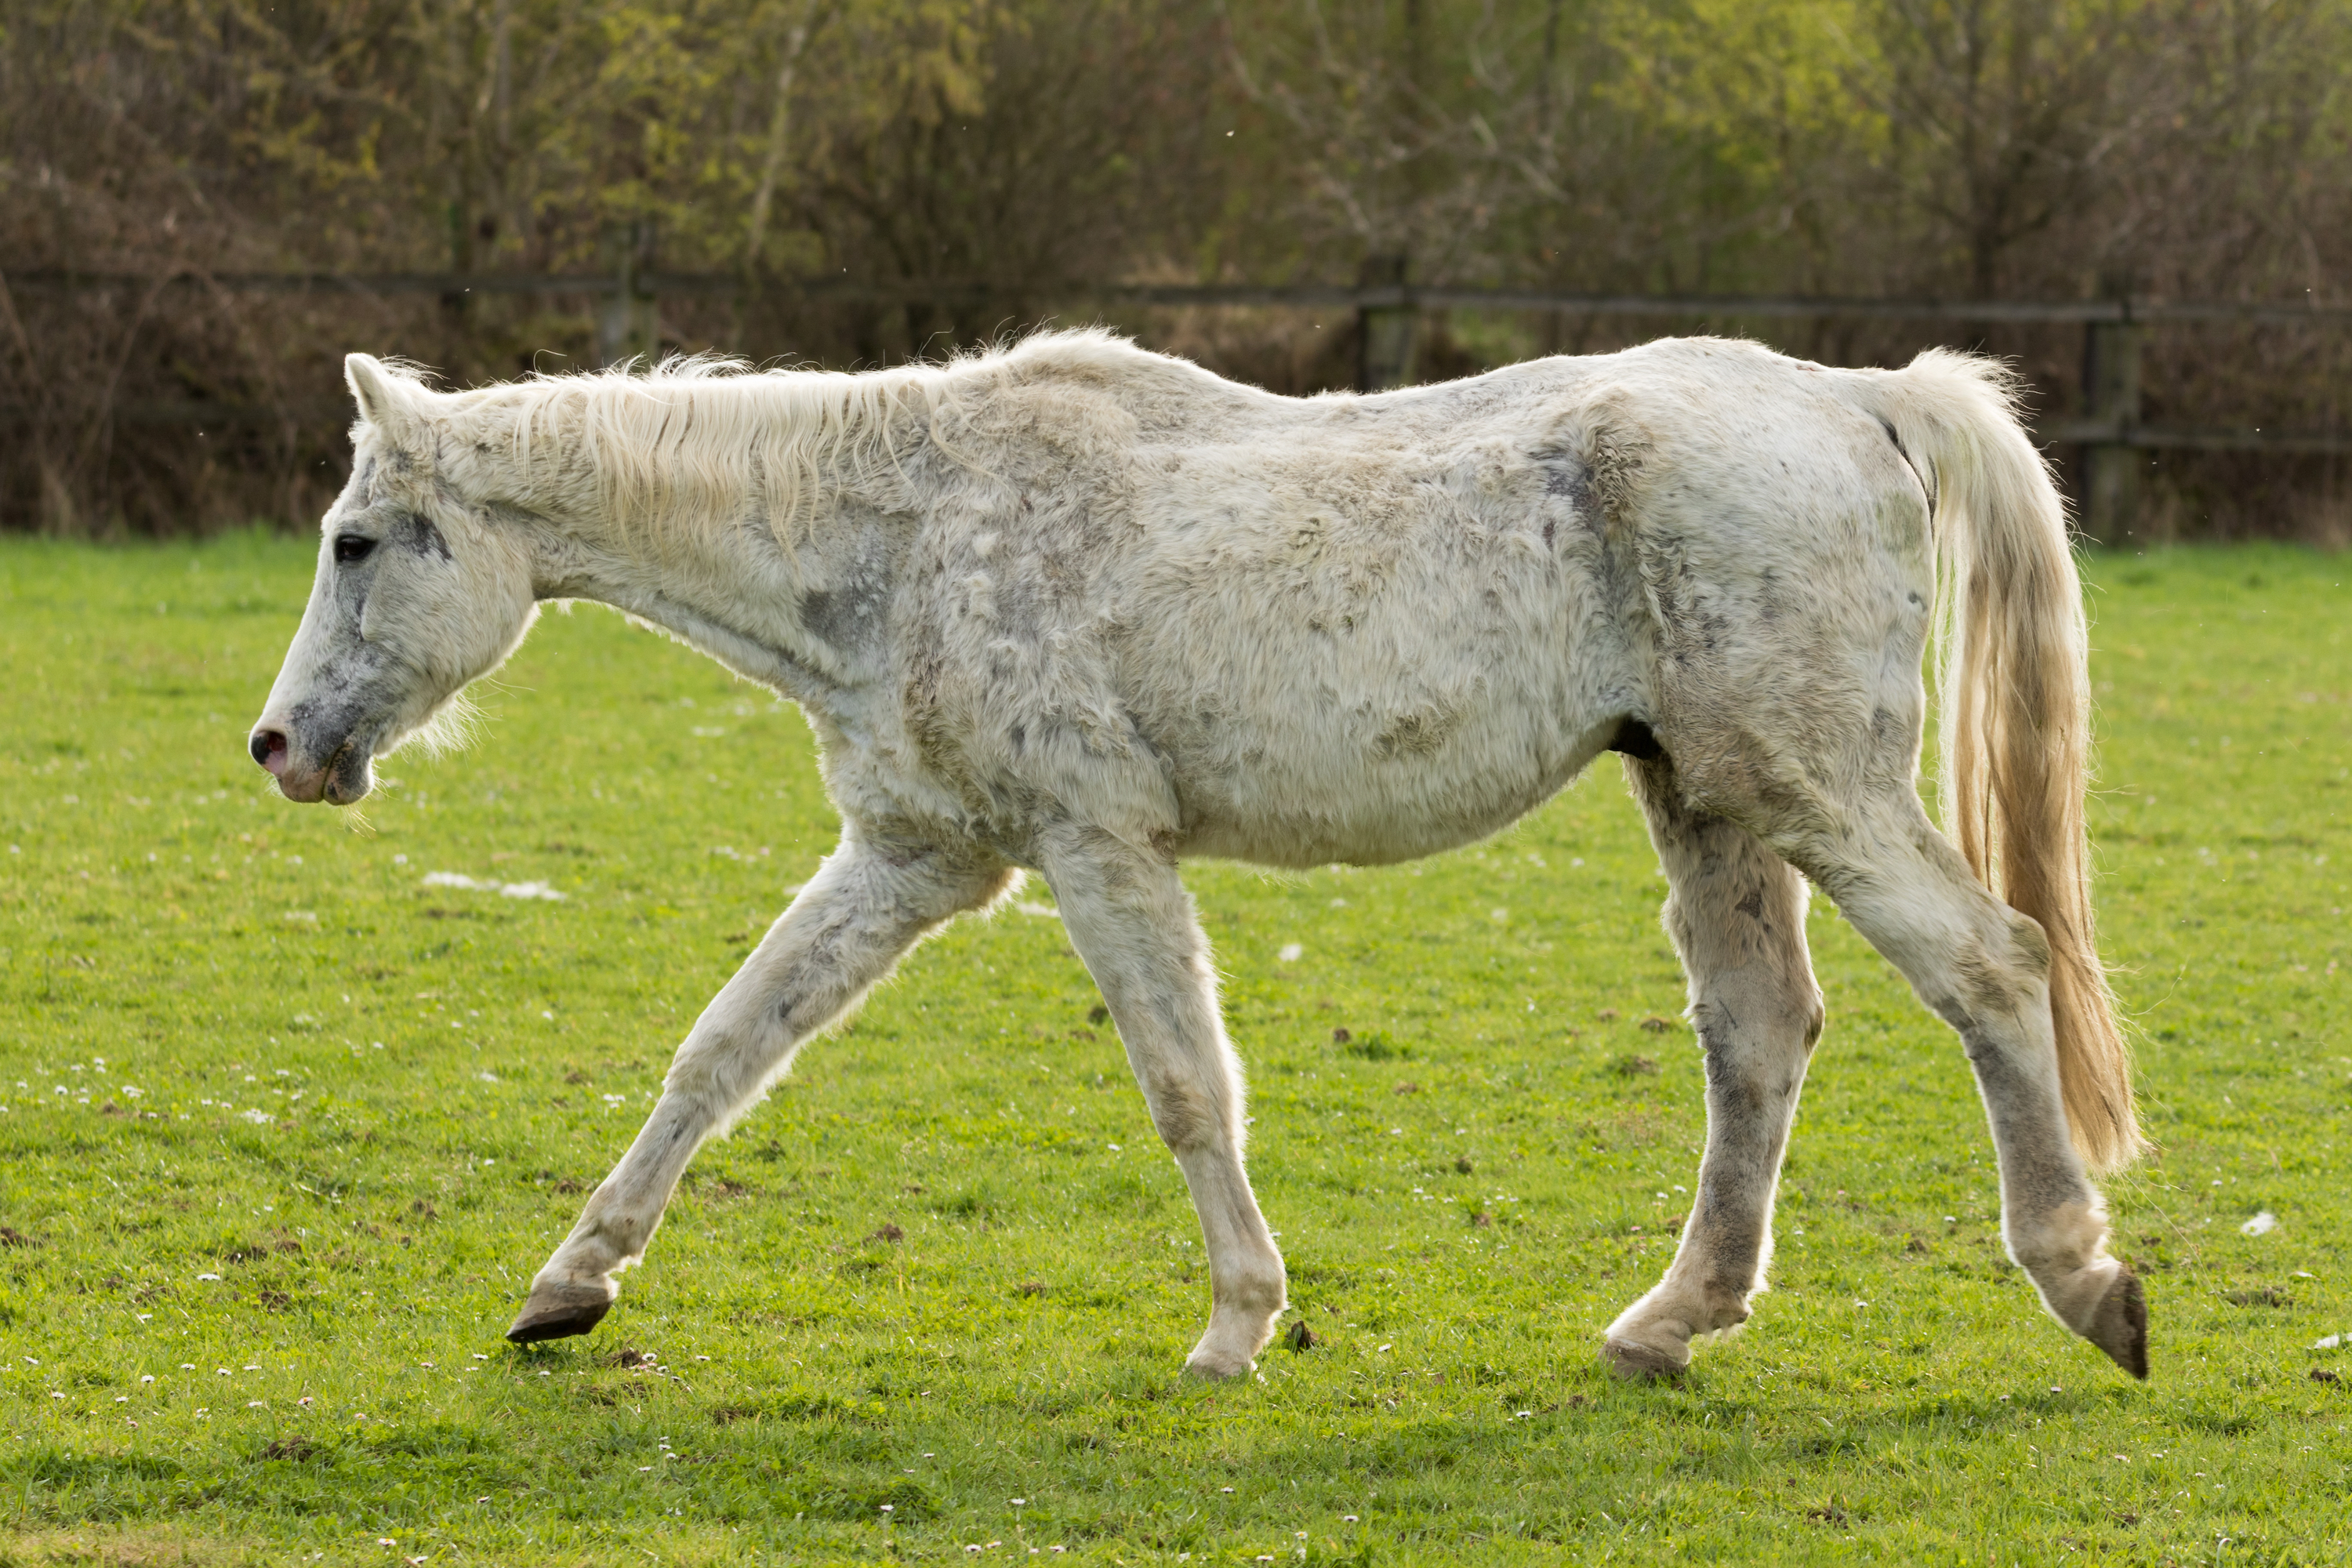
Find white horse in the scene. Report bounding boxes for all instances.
[251,329,2147,1383]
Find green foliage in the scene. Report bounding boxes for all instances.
[0,535,2347,1563]
[8,0,2352,537]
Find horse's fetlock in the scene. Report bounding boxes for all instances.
[1214,1269,1287,1319]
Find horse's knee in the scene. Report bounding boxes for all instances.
[1145,1076,1224,1152]
[663,1025,774,1106]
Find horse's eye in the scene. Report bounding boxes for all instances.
[333,535,375,565]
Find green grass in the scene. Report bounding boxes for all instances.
[0,534,2346,1566]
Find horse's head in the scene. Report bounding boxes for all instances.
[249,355,539,804]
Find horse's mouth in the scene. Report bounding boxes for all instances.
[320,732,377,805]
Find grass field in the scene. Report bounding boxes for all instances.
[0,533,2346,1565]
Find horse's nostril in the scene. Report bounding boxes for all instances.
[250,728,287,768]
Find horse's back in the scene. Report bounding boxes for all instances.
[893,336,1938,866]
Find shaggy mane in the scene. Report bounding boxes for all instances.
[430,328,1176,548]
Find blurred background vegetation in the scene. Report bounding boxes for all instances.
[3,0,2349,539]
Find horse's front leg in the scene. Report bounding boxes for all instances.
[507,833,1014,1343]
[1603,757,1824,1378]
[1041,825,1286,1378]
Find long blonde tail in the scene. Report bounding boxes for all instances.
[1858,349,2140,1173]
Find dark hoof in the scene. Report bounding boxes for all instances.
[506,1291,611,1345]
[1602,1336,1686,1381]
[2084,1266,2149,1380]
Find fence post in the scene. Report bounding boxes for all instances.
[597,221,661,368]
[1357,252,1418,392]
[2081,303,2143,545]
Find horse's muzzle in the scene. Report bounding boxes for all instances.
[249,718,372,804]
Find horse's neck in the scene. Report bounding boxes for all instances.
[530,452,854,704]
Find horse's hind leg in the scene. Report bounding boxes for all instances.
[507,832,1014,1343]
[1040,824,1285,1378]
[1603,756,1825,1379]
[1766,786,2147,1377]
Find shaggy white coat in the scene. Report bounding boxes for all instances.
[250,329,2147,1382]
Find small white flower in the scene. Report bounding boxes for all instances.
[2241,1211,2278,1236]
[195,1273,221,1282]
[241,1109,274,1125]
[1276,943,1303,963]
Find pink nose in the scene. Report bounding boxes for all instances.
[249,728,289,777]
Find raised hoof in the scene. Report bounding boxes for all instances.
[2083,1265,2149,1380]
[1602,1335,1687,1382]
[506,1287,613,1345]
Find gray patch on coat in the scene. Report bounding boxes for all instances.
[1539,453,1599,546]
[799,579,891,655]
[406,513,454,561]
[1576,401,1650,523]
[1371,705,1460,760]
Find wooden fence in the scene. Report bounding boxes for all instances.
[13,266,2351,542]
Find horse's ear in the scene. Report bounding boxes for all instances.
[344,354,419,441]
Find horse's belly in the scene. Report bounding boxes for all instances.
[1123,541,1635,866]
[1160,681,1621,868]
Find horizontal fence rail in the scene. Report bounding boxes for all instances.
[13,267,2352,325]
[12,267,2351,538]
